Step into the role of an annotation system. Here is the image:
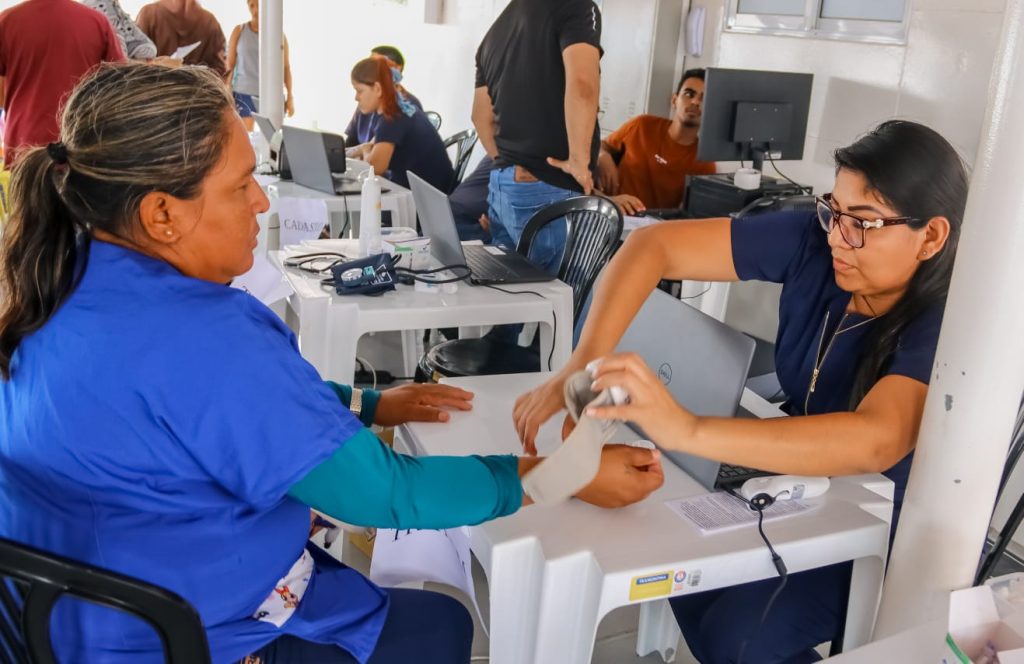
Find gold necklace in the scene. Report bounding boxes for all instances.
[803,310,878,414]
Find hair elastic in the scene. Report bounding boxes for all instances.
[46,142,69,165]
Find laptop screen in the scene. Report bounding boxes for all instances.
[252,114,276,143]
[407,172,467,269]
[280,126,335,195]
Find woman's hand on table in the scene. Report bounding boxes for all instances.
[374,383,474,426]
[574,444,664,508]
[513,371,574,455]
[587,353,698,450]
[611,194,645,216]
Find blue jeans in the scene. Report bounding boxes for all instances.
[669,562,851,663]
[487,166,575,274]
[245,588,473,663]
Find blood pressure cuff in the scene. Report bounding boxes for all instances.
[328,253,398,296]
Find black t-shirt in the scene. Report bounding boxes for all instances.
[374,109,454,192]
[475,0,602,192]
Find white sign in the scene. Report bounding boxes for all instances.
[278,198,330,248]
[370,527,487,635]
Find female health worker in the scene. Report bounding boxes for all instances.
[513,119,969,663]
[0,63,665,664]
[347,56,454,193]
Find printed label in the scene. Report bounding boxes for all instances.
[629,571,673,601]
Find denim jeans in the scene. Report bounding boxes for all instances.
[486,166,576,274]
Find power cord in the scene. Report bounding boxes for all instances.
[482,284,557,371]
[724,486,789,664]
[765,149,813,196]
[680,284,713,300]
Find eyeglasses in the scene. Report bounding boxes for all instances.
[815,193,920,249]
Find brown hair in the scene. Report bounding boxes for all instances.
[351,57,402,120]
[0,62,234,379]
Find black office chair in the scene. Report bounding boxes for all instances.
[0,537,210,664]
[442,129,479,189]
[418,196,623,380]
[424,110,442,132]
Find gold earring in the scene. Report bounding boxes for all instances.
[164,230,173,237]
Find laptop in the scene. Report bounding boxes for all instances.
[616,288,771,490]
[407,171,555,285]
[280,125,365,196]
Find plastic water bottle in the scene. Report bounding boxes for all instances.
[358,167,383,257]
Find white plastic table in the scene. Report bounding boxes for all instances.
[267,178,416,238]
[269,252,574,384]
[396,373,895,664]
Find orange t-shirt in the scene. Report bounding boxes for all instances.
[605,115,715,208]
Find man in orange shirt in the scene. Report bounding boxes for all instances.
[597,68,715,211]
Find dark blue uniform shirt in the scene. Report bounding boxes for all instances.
[731,211,945,525]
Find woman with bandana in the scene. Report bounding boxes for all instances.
[348,57,454,193]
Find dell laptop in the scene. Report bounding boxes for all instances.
[280,125,364,196]
[407,171,555,285]
[616,288,770,490]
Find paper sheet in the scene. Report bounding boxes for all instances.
[370,527,487,635]
[171,41,201,60]
[230,253,293,305]
[665,492,814,533]
[278,198,330,248]
[623,215,662,232]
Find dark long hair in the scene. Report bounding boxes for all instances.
[0,62,234,380]
[835,120,969,405]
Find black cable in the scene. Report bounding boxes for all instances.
[283,252,350,274]
[765,149,813,195]
[679,284,712,300]
[724,487,790,664]
[481,284,557,371]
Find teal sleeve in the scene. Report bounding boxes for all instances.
[287,428,522,529]
[324,381,380,428]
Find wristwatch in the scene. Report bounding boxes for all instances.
[350,387,364,419]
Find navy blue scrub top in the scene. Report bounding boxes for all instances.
[374,109,455,192]
[0,241,388,663]
[731,211,945,522]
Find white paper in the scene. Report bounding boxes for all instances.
[370,527,487,635]
[623,215,662,232]
[171,41,201,60]
[230,253,293,305]
[665,492,814,533]
[278,198,330,248]
[686,7,706,57]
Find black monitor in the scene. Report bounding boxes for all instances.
[697,67,813,173]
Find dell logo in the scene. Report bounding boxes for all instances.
[657,363,672,385]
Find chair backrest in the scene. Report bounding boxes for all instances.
[516,196,623,322]
[0,537,210,664]
[442,129,478,188]
[424,110,442,132]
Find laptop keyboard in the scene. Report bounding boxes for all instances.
[465,248,518,282]
[717,463,771,486]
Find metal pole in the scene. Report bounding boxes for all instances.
[258,0,284,129]
[874,0,1024,638]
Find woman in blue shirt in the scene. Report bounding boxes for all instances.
[513,120,969,663]
[347,56,454,193]
[0,63,664,664]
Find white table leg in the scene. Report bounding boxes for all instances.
[636,599,681,662]
[841,555,886,651]
[484,538,548,664]
[531,554,603,664]
[401,329,421,379]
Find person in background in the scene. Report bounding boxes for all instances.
[450,155,495,242]
[226,0,294,131]
[597,68,715,211]
[514,120,968,663]
[0,0,123,169]
[348,57,453,192]
[344,45,423,150]
[473,0,602,273]
[0,62,664,664]
[136,0,227,76]
[82,0,158,61]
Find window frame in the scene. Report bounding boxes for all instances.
[726,0,911,45]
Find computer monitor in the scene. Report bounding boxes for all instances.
[697,67,813,173]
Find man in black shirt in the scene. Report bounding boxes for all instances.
[472,0,602,273]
